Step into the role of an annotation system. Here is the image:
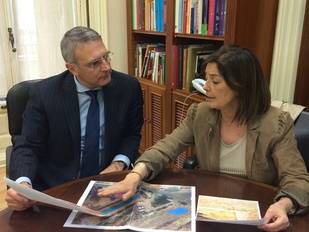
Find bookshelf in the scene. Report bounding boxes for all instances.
[127,0,278,167]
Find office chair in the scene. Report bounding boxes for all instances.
[294,110,309,171]
[5,79,42,177]
[183,110,309,171]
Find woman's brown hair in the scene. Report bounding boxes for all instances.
[203,45,271,124]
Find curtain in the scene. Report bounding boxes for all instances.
[88,0,109,46]
[0,1,13,97]
[13,0,76,82]
[270,0,306,103]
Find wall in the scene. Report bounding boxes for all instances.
[106,1,128,73]
[87,0,128,74]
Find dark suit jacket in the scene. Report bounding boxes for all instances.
[10,70,144,190]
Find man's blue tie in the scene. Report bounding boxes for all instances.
[80,90,100,177]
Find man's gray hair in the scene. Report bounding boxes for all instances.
[60,26,101,63]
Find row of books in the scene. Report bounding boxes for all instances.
[175,0,227,36]
[134,43,215,90]
[132,0,166,32]
[134,44,166,85]
[172,44,215,91]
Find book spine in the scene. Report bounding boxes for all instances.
[141,0,145,30]
[208,0,215,36]
[183,0,188,33]
[171,45,179,89]
[197,0,203,34]
[182,47,188,90]
[187,0,191,33]
[219,0,226,36]
[155,0,159,31]
[201,0,209,35]
[162,0,167,31]
[178,0,183,33]
[159,0,164,32]
[214,0,220,35]
[151,0,155,31]
[178,46,183,89]
[190,3,195,34]
[136,0,141,29]
[161,53,166,84]
[175,0,180,32]
[132,0,137,30]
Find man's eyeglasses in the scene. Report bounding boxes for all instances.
[81,51,113,69]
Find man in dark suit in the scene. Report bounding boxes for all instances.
[5,26,143,211]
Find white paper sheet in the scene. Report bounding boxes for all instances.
[5,178,105,217]
[196,195,265,226]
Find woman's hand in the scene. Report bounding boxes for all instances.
[258,197,293,231]
[5,182,36,211]
[97,172,142,201]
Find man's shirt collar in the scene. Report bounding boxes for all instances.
[73,76,101,93]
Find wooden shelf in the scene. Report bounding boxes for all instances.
[138,78,166,89]
[133,30,167,37]
[175,33,224,41]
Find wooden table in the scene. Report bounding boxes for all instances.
[0,169,308,231]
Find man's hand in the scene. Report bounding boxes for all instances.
[97,172,142,201]
[100,161,125,174]
[258,197,292,231]
[5,182,36,211]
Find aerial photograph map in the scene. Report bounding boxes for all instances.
[64,181,196,232]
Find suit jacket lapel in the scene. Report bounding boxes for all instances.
[246,119,260,178]
[206,111,221,171]
[102,71,119,156]
[62,73,81,156]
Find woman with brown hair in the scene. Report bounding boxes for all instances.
[99,45,309,231]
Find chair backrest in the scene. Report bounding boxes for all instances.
[6,79,42,139]
[6,79,42,177]
[294,110,309,171]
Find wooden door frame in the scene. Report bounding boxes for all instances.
[294,0,309,108]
